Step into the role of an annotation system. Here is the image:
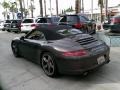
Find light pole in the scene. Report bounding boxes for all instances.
[91,0,93,19]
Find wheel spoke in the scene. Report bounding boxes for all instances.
[43,64,48,69]
[43,57,48,63]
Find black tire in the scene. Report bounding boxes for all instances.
[11,42,20,57]
[41,52,58,77]
[7,29,10,32]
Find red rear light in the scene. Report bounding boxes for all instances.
[31,24,36,27]
[112,18,120,24]
[74,23,83,29]
[63,49,87,57]
[20,25,23,27]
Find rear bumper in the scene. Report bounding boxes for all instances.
[56,49,110,75]
[9,28,20,32]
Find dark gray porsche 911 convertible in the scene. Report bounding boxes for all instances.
[11,25,110,77]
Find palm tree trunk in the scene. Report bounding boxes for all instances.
[105,0,108,19]
[56,0,58,16]
[100,5,103,23]
[82,0,84,13]
[30,0,34,18]
[44,0,47,16]
[22,0,26,17]
[75,0,81,14]
[18,0,23,19]
[39,0,43,17]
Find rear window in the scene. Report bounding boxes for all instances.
[52,17,60,23]
[67,16,78,24]
[5,20,11,23]
[12,20,18,23]
[79,16,89,22]
[22,19,34,23]
[37,18,51,23]
[57,29,82,36]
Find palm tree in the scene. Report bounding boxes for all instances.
[105,0,108,19]
[1,1,10,19]
[44,0,47,16]
[18,0,23,19]
[75,0,81,14]
[29,0,35,18]
[98,0,104,23]
[56,0,58,16]
[81,0,84,13]
[39,0,43,17]
[9,2,18,19]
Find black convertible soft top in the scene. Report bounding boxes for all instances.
[36,25,72,40]
[37,25,72,32]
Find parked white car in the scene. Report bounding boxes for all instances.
[0,21,4,30]
[21,18,38,32]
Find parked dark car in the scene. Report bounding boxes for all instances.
[10,20,22,33]
[103,15,120,33]
[103,18,112,30]
[4,20,11,32]
[36,17,60,27]
[58,14,96,34]
[11,25,110,77]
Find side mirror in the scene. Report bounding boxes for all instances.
[20,36,25,40]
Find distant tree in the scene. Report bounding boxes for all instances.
[0,1,10,19]
[9,2,18,19]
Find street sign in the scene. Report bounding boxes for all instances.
[17,13,22,18]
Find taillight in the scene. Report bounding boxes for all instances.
[31,24,36,27]
[63,49,87,57]
[112,18,120,24]
[20,25,23,27]
[74,23,83,29]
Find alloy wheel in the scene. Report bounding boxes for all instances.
[41,53,55,76]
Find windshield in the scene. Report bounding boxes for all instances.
[22,19,34,23]
[5,20,11,23]
[57,29,82,36]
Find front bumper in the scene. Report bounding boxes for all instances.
[56,49,110,75]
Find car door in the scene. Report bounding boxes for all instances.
[19,30,46,63]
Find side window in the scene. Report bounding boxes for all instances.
[67,16,78,24]
[26,30,45,40]
[37,18,47,23]
[79,16,89,23]
[59,17,66,22]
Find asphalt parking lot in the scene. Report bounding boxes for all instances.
[0,31,120,90]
